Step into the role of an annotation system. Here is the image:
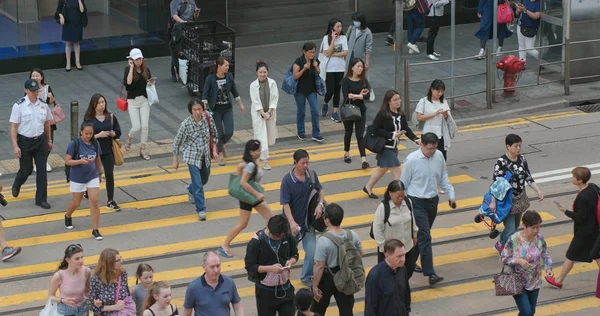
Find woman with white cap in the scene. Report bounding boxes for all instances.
[123,48,155,160]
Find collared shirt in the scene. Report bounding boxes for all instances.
[9,97,53,138]
[172,114,218,169]
[183,274,241,316]
[372,200,418,252]
[280,168,321,227]
[364,260,411,316]
[170,0,197,22]
[401,148,456,200]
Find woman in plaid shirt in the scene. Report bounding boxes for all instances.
[172,99,219,221]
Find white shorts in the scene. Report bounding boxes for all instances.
[70,178,100,193]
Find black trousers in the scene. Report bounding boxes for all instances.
[14,134,49,203]
[255,284,296,316]
[312,268,355,316]
[378,245,420,279]
[437,136,447,160]
[170,41,182,78]
[427,16,442,55]
[343,110,367,157]
[100,151,115,202]
[410,196,440,276]
[325,72,344,108]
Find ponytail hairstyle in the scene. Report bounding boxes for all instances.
[383,180,405,204]
[57,244,83,270]
[142,281,171,311]
[135,263,154,285]
[210,56,228,74]
[256,59,269,72]
[243,139,261,180]
[294,288,313,316]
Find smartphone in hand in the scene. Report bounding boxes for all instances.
[553,200,562,207]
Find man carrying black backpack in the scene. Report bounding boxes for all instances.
[169,0,200,82]
[312,203,364,316]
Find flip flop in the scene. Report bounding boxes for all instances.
[217,247,233,258]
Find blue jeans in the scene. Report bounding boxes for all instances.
[57,300,90,316]
[188,161,210,213]
[500,212,522,244]
[301,227,316,283]
[294,92,320,137]
[513,289,539,316]
[405,8,424,44]
[212,107,234,153]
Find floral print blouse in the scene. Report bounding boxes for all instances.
[89,270,131,315]
[493,154,534,196]
[501,232,552,291]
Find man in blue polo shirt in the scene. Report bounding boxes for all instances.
[280,149,325,288]
[183,251,244,316]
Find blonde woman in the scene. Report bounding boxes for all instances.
[250,60,279,170]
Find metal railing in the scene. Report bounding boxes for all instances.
[403,37,600,111]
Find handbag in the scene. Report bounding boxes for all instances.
[50,104,66,125]
[340,99,362,122]
[520,25,537,38]
[57,1,68,24]
[113,274,136,316]
[39,299,63,316]
[146,83,159,106]
[364,124,387,154]
[497,2,514,24]
[281,65,298,95]
[317,40,330,81]
[510,189,530,214]
[228,174,264,205]
[493,265,526,296]
[315,73,326,96]
[117,84,128,111]
[204,112,219,160]
[110,115,124,166]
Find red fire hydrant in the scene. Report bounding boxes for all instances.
[496,56,526,96]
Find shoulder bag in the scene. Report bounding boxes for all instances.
[340,98,362,122]
[50,103,65,125]
[520,26,537,38]
[281,65,298,95]
[228,173,264,205]
[111,114,125,166]
[364,123,386,154]
[315,72,326,96]
[113,273,136,316]
[318,39,330,81]
[497,1,514,24]
[117,84,128,111]
[204,112,219,159]
[493,265,526,296]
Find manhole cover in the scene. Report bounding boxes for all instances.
[576,103,600,113]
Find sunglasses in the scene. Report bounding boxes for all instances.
[66,244,82,253]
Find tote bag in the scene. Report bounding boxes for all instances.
[497,2,514,24]
[111,115,124,166]
[493,265,526,296]
[113,274,136,316]
[39,299,63,316]
[228,174,264,205]
[364,125,387,154]
[318,39,330,81]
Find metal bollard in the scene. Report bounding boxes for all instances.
[70,101,79,140]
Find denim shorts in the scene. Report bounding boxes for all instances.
[57,299,90,316]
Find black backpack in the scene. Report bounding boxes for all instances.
[369,197,414,239]
[65,138,99,183]
[306,169,326,233]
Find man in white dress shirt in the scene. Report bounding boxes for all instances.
[401,132,456,285]
[9,79,53,209]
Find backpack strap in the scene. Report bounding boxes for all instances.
[73,139,80,158]
[323,231,344,248]
[382,201,392,226]
[405,197,415,238]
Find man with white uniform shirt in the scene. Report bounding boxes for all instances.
[10,79,53,209]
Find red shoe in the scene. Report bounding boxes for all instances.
[545,276,563,289]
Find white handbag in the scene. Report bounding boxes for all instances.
[39,299,63,316]
[318,38,330,81]
[146,83,159,106]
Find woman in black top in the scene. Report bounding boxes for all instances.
[84,94,122,211]
[546,166,600,288]
[341,57,370,169]
[363,90,419,199]
[123,48,154,160]
[245,215,299,316]
[293,42,324,142]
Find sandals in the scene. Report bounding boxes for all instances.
[125,136,132,151]
[217,247,234,258]
[217,156,226,166]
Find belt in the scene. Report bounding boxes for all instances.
[18,134,44,140]
[410,195,438,201]
[327,266,341,274]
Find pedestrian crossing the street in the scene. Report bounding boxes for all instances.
[0,111,599,316]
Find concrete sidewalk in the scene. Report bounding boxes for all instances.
[0,22,597,174]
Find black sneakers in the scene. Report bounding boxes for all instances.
[312,136,324,143]
[64,215,73,230]
[92,229,103,241]
[107,201,121,211]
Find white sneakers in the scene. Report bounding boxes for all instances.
[427,54,440,61]
[476,48,485,60]
[407,43,420,54]
[496,46,503,54]
[33,163,52,173]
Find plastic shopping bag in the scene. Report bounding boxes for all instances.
[146,84,159,106]
[179,58,188,84]
[39,299,63,316]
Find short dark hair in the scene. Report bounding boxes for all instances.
[302,42,316,52]
[293,149,309,164]
[522,210,543,227]
[80,120,94,131]
[324,203,344,226]
[267,215,290,237]
[351,11,368,29]
[505,134,522,147]
[421,132,439,146]
[572,167,592,184]
[383,239,405,254]
[187,99,204,114]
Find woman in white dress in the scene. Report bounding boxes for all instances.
[249,60,279,170]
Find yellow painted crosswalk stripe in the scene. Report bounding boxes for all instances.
[5,174,474,248]
[0,176,475,279]
[497,296,600,316]
[0,212,556,308]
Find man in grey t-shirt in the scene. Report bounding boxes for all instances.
[169,0,200,82]
[312,204,363,316]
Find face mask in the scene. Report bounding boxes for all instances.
[353,21,361,28]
